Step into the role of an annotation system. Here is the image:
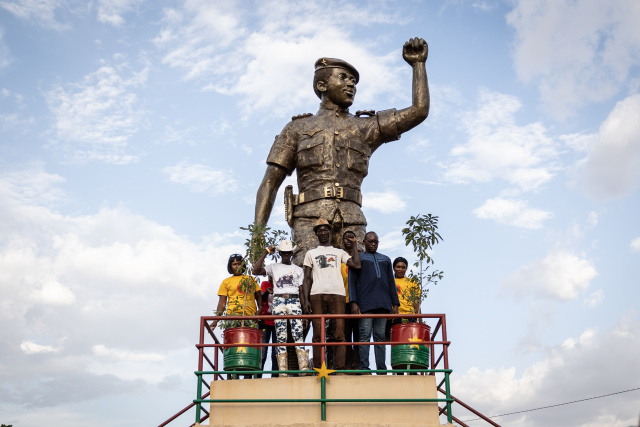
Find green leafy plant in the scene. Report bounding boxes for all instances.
[214,222,290,329]
[401,214,444,322]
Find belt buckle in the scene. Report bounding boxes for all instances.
[324,186,333,198]
[336,187,344,198]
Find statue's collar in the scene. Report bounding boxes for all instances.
[317,105,350,116]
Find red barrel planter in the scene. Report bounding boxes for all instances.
[223,326,262,372]
[390,322,431,370]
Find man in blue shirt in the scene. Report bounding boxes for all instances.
[349,231,400,371]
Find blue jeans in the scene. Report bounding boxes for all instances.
[358,309,389,371]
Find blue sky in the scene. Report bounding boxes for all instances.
[1,1,640,426]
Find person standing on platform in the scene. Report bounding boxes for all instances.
[257,280,278,378]
[341,230,360,371]
[349,232,400,372]
[253,240,309,377]
[302,218,360,371]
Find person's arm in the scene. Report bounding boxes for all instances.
[255,164,288,227]
[387,261,400,315]
[394,38,430,135]
[345,236,361,269]
[252,245,275,276]
[302,265,313,314]
[253,278,262,311]
[349,268,360,315]
[211,295,227,329]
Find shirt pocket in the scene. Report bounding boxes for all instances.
[297,130,325,168]
[347,140,371,174]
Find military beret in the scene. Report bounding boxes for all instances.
[314,57,359,83]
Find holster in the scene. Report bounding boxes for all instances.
[284,185,297,227]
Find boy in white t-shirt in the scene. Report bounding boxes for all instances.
[302,218,361,371]
[253,240,309,376]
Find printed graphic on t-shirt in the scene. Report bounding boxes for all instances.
[275,274,295,288]
[315,254,338,269]
[236,280,249,294]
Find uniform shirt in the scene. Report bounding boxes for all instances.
[303,246,351,296]
[217,275,258,316]
[266,106,400,222]
[349,251,400,313]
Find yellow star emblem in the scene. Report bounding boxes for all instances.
[408,335,423,349]
[313,361,336,381]
[235,341,247,354]
[321,58,328,66]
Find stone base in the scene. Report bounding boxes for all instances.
[206,374,445,426]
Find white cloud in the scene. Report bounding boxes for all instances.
[45,61,148,164]
[503,251,597,300]
[153,0,405,116]
[163,161,236,194]
[95,0,140,26]
[0,164,244,407]
[582,94,640,200]
[507,0,640,118]
[473,197,552,229]
[92,344,166,362]
[631,237,640,252]
[444,89,559,191]
[20,341,59,354]
[0,0,70,30]
[0,28,11,69]
[584,290,604,308]
[30,280,76,305]
[362,190,407,214]
[453,316,640,426]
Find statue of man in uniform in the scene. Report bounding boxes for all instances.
[255,37,430,266]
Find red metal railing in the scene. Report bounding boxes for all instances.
[158,312,499,426]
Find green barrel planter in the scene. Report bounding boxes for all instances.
[390,322,431,370]
[223,326,262,372]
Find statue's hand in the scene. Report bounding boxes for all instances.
[402,37,428,65]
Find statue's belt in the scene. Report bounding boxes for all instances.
[298,185,362,206]
[285,184,361,227]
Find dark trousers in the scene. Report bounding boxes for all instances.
[344,303,360,370]
[310,293,346,370]
[260,324,278,377]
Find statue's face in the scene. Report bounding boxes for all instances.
[320,67,357,108]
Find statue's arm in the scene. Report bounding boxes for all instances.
[395,37,430,135]
[255,163,288,227]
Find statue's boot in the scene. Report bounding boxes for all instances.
[277,353,288,377]
[296,348,311,375]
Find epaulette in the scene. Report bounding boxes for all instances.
[292,113,313,121]
[355,110,375,117]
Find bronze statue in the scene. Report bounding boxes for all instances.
[255,37,430,266]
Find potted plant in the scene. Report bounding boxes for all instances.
[215,223,288,374]
[390,214,444,372]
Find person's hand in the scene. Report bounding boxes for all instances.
[350,301,361,315]
[267,287,273,294]
[346,235,357,245]
[392,305,399,315]
[304,301,312,314]
[265,245,276,255]
[402,37,428,65]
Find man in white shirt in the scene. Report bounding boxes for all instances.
[302,218,361,371]
[253,240,309,376]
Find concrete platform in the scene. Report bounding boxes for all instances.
[204,374,448,426]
